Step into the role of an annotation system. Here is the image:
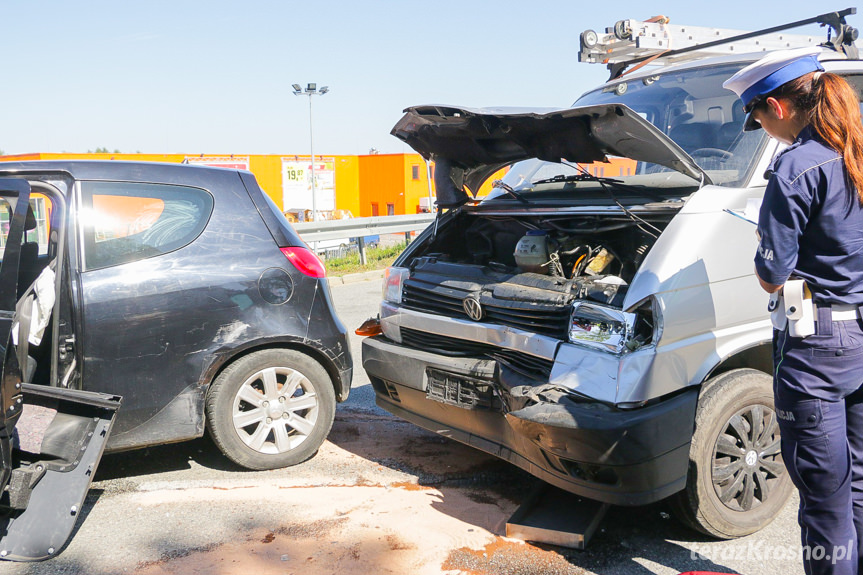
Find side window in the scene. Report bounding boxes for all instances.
[26,194,52,255]
[0,198,15,257]
[79,181,213,271]
[0,194,52,256]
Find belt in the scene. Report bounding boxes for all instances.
[817,304,860,321]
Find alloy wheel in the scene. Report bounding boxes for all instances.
[231,366,319,454]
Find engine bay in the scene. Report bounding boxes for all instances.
[404,211,677,309]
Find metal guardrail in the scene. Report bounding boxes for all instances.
[293,213,435,264]
[293,213,434,242]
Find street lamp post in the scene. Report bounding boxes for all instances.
[292,83,329,222]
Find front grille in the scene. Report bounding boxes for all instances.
[490,349,556,379]
[402,280,467,317]
[400,327,554,380]
[403,278,570,339]
[400,328,492,356]
[483,301,570,338]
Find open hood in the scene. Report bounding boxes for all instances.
[391,104,711,205]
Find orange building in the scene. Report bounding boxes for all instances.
[0,152,403,217]
[358,154,428,217]
[0,152,625,216]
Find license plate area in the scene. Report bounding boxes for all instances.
[426,368,494,410]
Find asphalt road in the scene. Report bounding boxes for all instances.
[3,277,806,575]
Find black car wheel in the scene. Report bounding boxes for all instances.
[206,349,336,470]
[671,368,793,538]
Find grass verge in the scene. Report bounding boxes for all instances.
[325,242,406,276]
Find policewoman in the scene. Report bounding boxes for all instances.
[725,48,863,575]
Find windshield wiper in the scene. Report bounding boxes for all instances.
[531,173,618,186]
[560,164,664,238]
[534,169,668,203]
[491,179,530,204]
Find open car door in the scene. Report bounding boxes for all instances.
[0,177,121,561]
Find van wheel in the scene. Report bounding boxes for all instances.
[670,368,793,538]
[206,349,336,470]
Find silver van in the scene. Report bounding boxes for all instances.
[361,12,860,538]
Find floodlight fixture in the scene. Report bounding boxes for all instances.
[292,83,330,222]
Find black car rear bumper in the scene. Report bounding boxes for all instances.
[362,335,698,506]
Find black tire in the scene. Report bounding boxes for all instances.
[205,349,336,470]
[671,368,793,538]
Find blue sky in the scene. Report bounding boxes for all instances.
[0,1,849,156]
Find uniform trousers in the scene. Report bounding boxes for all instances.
[774,309,863,575]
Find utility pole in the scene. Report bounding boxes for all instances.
[292,83,329,222]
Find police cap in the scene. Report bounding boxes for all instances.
[723,47,825,131]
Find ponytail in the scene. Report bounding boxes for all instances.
[769,71,863,203]
[810,73,863,203]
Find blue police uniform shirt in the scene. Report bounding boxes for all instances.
[755,125,863,305]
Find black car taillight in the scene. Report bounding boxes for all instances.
[280,247,327,278]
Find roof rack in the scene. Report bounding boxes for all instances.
[579,8,859,79]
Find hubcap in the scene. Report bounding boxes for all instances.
[231,366,319,455]
[711,404,784,512]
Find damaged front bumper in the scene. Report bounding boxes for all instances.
[362,335,697,506]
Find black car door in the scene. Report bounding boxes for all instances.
[73,180,218,448]
[0,178,32,493]
[0,178,121,562]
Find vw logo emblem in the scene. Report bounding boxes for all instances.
[463,296,483,321]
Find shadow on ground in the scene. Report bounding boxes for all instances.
[328,408,737,575]
[94,435,241,482]
[38,406,742,575]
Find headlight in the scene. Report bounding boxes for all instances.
[569,302,637,354]
[382,266,409,304]
[568,298,661,354]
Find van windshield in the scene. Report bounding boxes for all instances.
[485,62,768,202]
[575,62,768,187]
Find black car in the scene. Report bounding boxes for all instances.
[0,161,351,560]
